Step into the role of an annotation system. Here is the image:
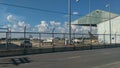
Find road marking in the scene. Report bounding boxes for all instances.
[93,61,120,68]
[102,52,111,55]
[67,56,81,59]
[60,55,81,60]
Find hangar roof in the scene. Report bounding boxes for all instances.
[72,10,119,26]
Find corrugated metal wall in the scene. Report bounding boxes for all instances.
[97,16,120,43]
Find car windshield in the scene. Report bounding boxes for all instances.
[24,40,30,43]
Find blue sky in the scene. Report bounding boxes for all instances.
[0,0,120,33]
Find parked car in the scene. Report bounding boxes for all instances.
[20,40,32,48]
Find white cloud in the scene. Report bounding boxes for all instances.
[5,14,97,34]
[6,15,16,23]
[2,25,7,28]
[6,14,30,32]
[35,21,48,32]
[58,27,65,33]
[62,21,69,33]
[72,12,79,15]
[64,12,79,17]
[76,0,80,2]
[71,25,78,30]
[18,21,25,27]
[50,21,61,26]
[41,21,48,27]
[35,21,62,33]
[19,28,24,32]
[13,24,17,29]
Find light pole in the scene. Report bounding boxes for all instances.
[106,4,111,45]
[89,0,92,32]
[68,0,80,44]
[68,0,71,44]
[88,0,92,49]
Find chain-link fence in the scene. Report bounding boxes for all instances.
[0,31,120,56]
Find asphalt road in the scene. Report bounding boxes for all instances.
[1,48,120,68]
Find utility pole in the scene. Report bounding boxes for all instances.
[88,0,92,49]
[68,0,71,44]
[89,0,92,32]
[106,4,111,45]
[108,4,111,45]
[68,0,80,45]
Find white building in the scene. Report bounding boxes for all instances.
[98,16,120,43]
[72,9,120,44]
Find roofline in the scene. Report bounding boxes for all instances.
[71,24,97,26]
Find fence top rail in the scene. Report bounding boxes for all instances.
[0,31,120,35]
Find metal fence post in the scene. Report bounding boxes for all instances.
[52,32,55,52]
[39,33,41,48]
[73,33,76,50]
[63,33,65,46]
[115,33,116,46]
[6,32,8,50]
[104,34,105,45]
[82,33,84,45]
[9,30,11,44]
[90,34,92,49]
[63,33,66,51]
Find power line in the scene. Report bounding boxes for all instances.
[0,2,83,17]
[0,2,109,19]
[0,2,67,15]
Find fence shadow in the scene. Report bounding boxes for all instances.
[0,44,120,57]
[0,43,20,49]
